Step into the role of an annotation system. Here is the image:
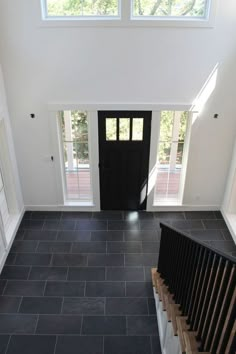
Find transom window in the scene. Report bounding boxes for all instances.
[41,0,215,26]
[132,0,209,18]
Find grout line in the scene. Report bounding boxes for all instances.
[84,282,86,297]
[150,335,153,354]
[53,335,58,354]
[80,315,83,335]
[4,334,12,354]
[43,281,47,296]
[60,297,64,314]
[34,314,39,334]
[1,280,8,296]
[201,219,206,230]
[66,267,69,281]
[103,335,105,354]
[27,266,32,280]
[17,297,23,313]
[125,315,128,335]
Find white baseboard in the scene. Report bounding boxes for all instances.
[147,204,220,211]
[25,204,220,212]
[24,205,100,212]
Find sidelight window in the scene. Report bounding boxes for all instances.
[59,110,93,202]
[154,111,189,203]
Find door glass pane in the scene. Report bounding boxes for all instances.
[119,118,130,140]
[132,118,143,140]
[106,118,117,141]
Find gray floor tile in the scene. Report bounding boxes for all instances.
[91,231,123,241]
[104,336,152,354]
[55,336,103,354]
[93,211,123,220]
[58,220,76,231]
[37,242,71,253]
[0,281,6,295]
[88,254,124,266]
[0,335,9,354]
[142,242,160,253]
[29,267,67,281]
[0,267,30,280]
[0,314,37,333]
[124,211,154,220]
[148,298,156,315]
[85,282,125,297]
[190,229,224,241]
[20,220,44,230]
[106,267,144,281]
[106,298,148,315]
[82,316,126,335]
[126,282,153,297]
[0,297,21,313]
[127,316,158,335]
[23,230,57,241]
[151,336,162,354]
[44,281,85,297]
[42,220,60,230]
[62,298,105,315]
[62,212,92,220]
[14,253,52,266]
[57,231,91,242]
[68,267,105,281]
[171,220,204,230]
[4,281,45,296]
[210,240,236,253]
[202,219,228,229]
[10,241,38,253]
[36,315,82,334]
[19,297,62,314]
[107,241,142,253]
[154,212,185,220]
[52,254,87,267]
[125,254,158,267]
[75,220,107,231]
[5,254,16,266]
[184,211,216,219]
[139,220,160,230]
[124,230,160,242]
[72,242,106,253]
[7,335,56,354]
[108,221,139,231]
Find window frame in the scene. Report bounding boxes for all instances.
[40,0,217,28]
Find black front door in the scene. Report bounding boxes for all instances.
[98,111,151,210]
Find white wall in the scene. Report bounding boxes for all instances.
[0,0,236,209]
[0,65,24,212]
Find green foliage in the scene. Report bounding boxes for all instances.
[46,0,206,17]
[132,0,206,17]
[158,111,187,165]
[47,0,119,16]
[61,110,89,166]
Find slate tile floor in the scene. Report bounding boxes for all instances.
[0,210,235,354]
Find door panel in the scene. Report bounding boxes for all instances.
[98,111,151,210]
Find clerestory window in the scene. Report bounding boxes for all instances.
[41,0,216,27]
